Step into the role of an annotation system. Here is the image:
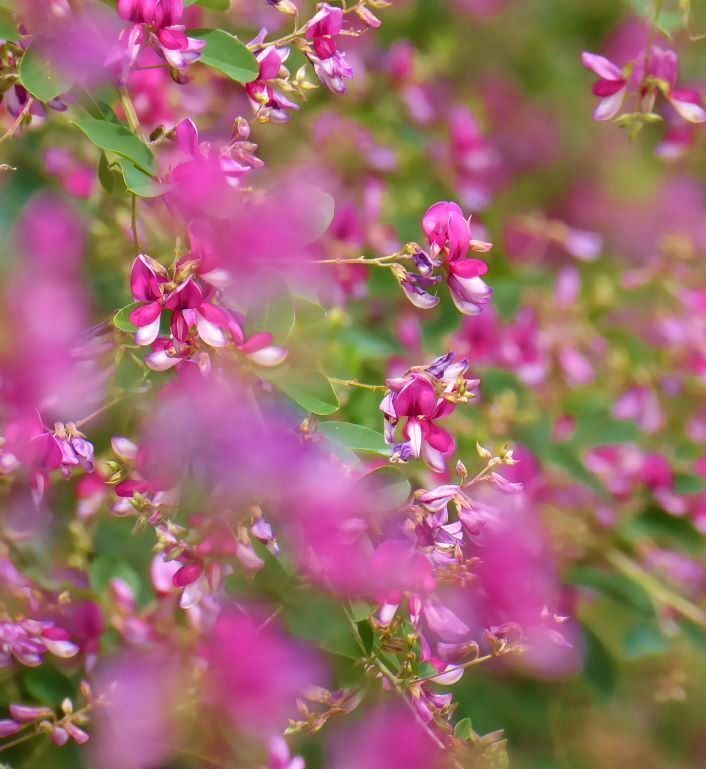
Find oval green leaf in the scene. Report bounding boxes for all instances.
[114,156,172,198]
[18,39,72,103]
[190,28,259,84]
[73,118,156,175]
[275,371,339,415]
[318,422,390,455]
[113,302,141,333]
[354,466,411,513]
[248,269,295,343]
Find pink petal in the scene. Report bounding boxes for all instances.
[581,52,622,80]
[593,86,626,121]
[669,90,706,123]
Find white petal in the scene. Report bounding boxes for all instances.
[135,314,161,346]
[196,317,227,348]
[246,345,288,367]
[593,87,626,121]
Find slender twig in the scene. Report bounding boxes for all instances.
[328,377,388,393]
[606,548,706,627]
[119,86,144,140]
[342,606,448,751]
[0,730,40,755]
[313,254,402,268]
[0,97,34,147]
[131,194,140,253]
[75,394,130,428]
[409,645,519,685]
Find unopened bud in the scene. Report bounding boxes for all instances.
[476,442,492,459]
[455,460,468,480]
[355,4,381,27]
[271,0,298,15]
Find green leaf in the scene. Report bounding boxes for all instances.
[186,0,230,7]
[22,667,74,706]
[190,28,259,84]
[73,118,156,175]
[248,270,295,344]
[318,422,390,455]
[98,152,116,194]
[89,554,142,599]
[569,567,655,617]
[582,625,617,696]
[454,717,474,741]
[113,302,141,333]
[354,466,411,512]
[357,619,374,656]
[0,7,18,40]
[275,371,339,415]
[622,621,668,659]
[678,618,706,653]
[18,39,72,102]
[114,156,171,198]
[674,473,706,495]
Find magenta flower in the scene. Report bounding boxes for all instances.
[332,705,444,769]
[0,619,78,667]
[108,0,205,79]
[203,609,325,734]
[247,46,299,123]
[419,201,493,315]
[304,4,354,93]
[172,118,264,192]
[582,48,706,123]
[381,352,477,471]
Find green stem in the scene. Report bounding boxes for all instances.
[606,548,706,627]
[409,645,519,685]
[328,377,388,393]
[0,730,39,755]
[119,87,143,139]
[131,194,140,254]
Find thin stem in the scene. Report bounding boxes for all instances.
[75,394,128,428]
[0,97,34,147]
[409,645,518,685]
[328,377,388,393]
[342,606,448,751]
[461,459,495,489]
[131,194,140,254]
[312,254,401,268]
[606,548,706,627]
[0,730,40,755]
[119,87,143,140]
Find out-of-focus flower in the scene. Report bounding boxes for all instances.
[331,704,444,769]
[203,609,325,734]
[582,47,706,123]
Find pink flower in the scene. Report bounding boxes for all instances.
[581,52,628,121]
[172,118,264,192]
[108,0,204,80]
[332,705,444,769]
[246,46,299,123]
[421,201,493,315]
[582,48,706,123]
[381,352,477,471]
[203,609,325,734]
[304,5,354,93]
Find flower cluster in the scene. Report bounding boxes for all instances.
[4,1,706,769]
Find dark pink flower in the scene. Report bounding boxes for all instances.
[246,46,299,123]
[421,201,492,315]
